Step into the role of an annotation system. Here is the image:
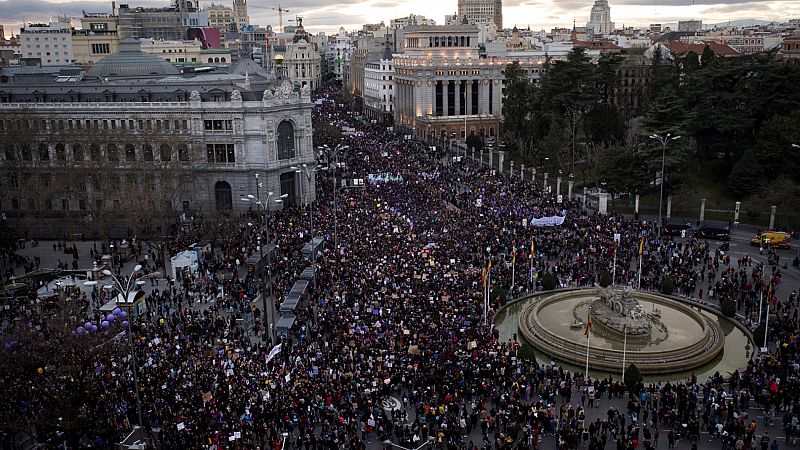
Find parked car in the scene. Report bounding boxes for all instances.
[694,225,730,241]
[662,222,694,237]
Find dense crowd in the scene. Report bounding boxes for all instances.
[1,84,799,450]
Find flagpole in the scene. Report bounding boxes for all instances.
[763,286,771,351]
[584,307,592,382]
[637,251,643,290]
[612,248,617,286]
[485,261,492,327]
[758,279,764,324]
[511,249,516,292]
[622,315,628,380]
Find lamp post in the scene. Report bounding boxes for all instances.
[649,133,681,241]
[86,265,146,434]
[242,193,286,343]
[320,143,349,254]
[291,163,323,238]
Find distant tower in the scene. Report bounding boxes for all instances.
[586,0,615,35]
[233,0,250,27]
[458,0,503,29]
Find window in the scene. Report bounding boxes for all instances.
[91,43,110,54]
[204,119,232,131]
[39,174,51,189]
[20,144,31,161]
[89,143,101,161]
[205,143,235,164]
[55,143,66,161]
[38,143,50,161]
[143,144,154,161]
[177,144,189,162]
[107,143,119,161]
[277,120,295,160]
[73,143,84,161]
[160,144,172,161]
[125,144,136,161]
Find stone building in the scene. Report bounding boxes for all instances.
[457,0,503,30]
[363,45,394,123]
[587,0,615,36]
[20,20,74,66]
[72,13,121,65]
[393,24,504,142]
[0,41,314,236]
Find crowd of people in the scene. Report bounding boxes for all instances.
[1,84,799,450]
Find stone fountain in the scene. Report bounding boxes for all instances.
[591,285,651,338]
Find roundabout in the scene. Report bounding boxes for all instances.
[516,288,732,375]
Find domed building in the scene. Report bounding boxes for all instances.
[88,39,181,78]
[273,19,322,91]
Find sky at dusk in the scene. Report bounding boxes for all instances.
[0,0,799,36]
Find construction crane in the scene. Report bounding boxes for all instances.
[248,4,290,33]
[272,5,290,33]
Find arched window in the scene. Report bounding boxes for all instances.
[214,180,232,211]
[90,143,101,161]
[208,58,213,63]
[38,143,50,161]
[20,144,31,161]
[10,198,19,210]
[276,120,296,160]
[160,143,172,161]
[143,144,154,161]
[177,144,189,162]
[221,57,226,63]
[107,143,119,161]
[72,143,84,161]
[125,144,136,161]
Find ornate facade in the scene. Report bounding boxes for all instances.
[587,0,615,36]
[393,25,503,142]
[0,46,314,236]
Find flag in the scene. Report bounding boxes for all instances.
[584,314,593,337]
[767,280,774,301]
[639,237,644,256]
[265,344,282,364]
[512,242,517,265]
[481,267,487,287]
[530,241,535,258]
[622,321,627,334]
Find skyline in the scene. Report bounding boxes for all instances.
[0,0,799,36]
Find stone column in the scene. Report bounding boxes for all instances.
[498,151,505,173]
[510,160,515,176]
[635,195,640,215]
[454,81,461,118]
[442,80,449,117]
[543,173,549,191]
[568,180,574,199]
[734,201,741,223]
[666,196,672,220]
[532,168,536,182]
[520,164,525,180]
[480,149,484,166]
[583,187,588,208]
[598,193,609,215]
[466,80,473,116]
[769,205,777,230]
[700,198,706,223]
[556,176,562,197]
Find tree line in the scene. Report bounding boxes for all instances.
[502,46,800,221]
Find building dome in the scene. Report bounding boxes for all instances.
[88,39,180,78]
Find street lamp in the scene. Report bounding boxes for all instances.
[320,143,349,256]
[85,264,145,435]
[291,163,324,238]
[649,133,681,240]
[242,193,286,343]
